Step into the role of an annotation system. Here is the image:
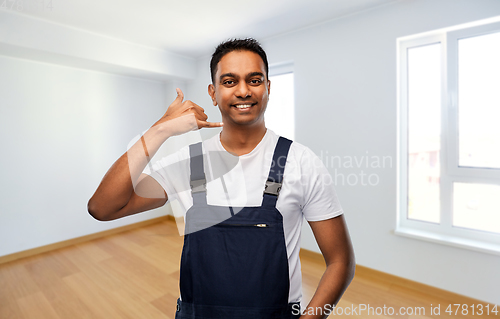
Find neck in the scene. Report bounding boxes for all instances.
[219,123,267,156]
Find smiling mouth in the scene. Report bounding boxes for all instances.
[232,103,255,110]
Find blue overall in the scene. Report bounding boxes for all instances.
[175,137,301,319]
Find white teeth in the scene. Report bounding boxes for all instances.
[235,104,252,109]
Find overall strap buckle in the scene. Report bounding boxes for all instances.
[264,180,282,197]
[262,137,292,206]
[190,178,206,194]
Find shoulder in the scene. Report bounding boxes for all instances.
[269,134,326,180]
[151,132,219,169]
[200,131,223,153]
[266,130,308,158]
[283,137,321,168]
[289,140,310,158]
[168,132,220,159]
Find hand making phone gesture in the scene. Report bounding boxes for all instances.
[88,89,222,221]
[153,88,223,135]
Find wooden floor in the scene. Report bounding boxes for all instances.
[0,219,496,319]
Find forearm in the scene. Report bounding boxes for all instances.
[87,124,171,220]
[300,260,355,319]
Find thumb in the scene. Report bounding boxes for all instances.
[175,88,184,103]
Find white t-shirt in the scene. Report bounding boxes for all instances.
[143,129,343,303]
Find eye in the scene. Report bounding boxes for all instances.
[249,79,262,85]
[223,80,235,86]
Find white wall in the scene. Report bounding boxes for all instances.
[260,0,500,305]
[0,56,170,257]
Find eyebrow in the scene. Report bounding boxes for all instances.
[248,72,265,79]
[219,72,265,82]
[219,73,237,81]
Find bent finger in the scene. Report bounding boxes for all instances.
[182,103,207,121]
[183,102,205,115]
[192,106,208,121]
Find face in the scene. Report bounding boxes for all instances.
[208,50,270,128]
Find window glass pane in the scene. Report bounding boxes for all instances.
[458,31,500,169]
[407,44,441,223]
[266,73,294,140]
[453,182,500,234]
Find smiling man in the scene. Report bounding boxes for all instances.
[88,38,355,319]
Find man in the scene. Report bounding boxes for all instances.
[88,38,355,319]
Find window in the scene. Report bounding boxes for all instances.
[266,63,294,140]
[397,19,500,255]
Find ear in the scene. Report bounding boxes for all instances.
[208,84,217,106]
[267,79,271,96]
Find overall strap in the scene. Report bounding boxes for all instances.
[262,136,293,208]
[189,142,207,205]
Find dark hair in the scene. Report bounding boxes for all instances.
[210,38,269,84]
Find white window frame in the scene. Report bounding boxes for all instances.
[396,21,500,256]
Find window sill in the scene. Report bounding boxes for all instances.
[394,226,500,256]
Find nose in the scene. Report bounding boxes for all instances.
[235,81,251,98]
